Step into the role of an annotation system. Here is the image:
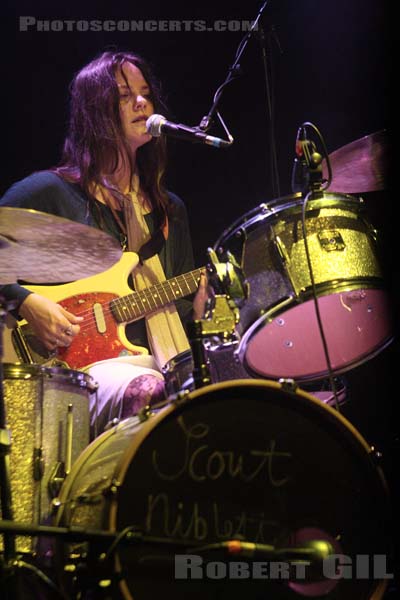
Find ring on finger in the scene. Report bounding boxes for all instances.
[64,325,73,336]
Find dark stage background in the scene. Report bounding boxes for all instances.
[2,0,398,590]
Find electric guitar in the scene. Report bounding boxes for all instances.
[4,252,204,369]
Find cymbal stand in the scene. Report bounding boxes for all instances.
[0,296,17,591]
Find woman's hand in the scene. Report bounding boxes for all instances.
[192,271,210,320]
[19,293,83,351]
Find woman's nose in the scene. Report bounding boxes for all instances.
[135,94,147,109]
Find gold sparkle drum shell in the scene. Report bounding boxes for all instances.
[214,193,393,381]
[54,380,392,600]
[2,363,96,554]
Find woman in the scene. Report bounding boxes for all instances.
[0,50,207,436]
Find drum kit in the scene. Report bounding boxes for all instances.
[0,131,395,599]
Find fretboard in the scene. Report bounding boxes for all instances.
[110,267,205,323]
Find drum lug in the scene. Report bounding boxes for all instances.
[278,378,298,393]
[171,389,191,405]
[370,445,383,465]
[48,461,66,498]
[137,404,154,422]
[33,446,45,481]
[50,496,62,516]
[106,479,121,498]
[274,235,289,263]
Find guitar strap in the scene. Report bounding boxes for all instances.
[122,176,190,370]
[137,223,165,264]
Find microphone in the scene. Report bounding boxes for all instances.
[146,114,232,149]
[193,539,334,563]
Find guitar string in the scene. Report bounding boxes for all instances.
[56,268,204,336]
[69,267,204,325]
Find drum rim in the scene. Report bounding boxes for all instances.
[110,379,379,487]
[114,379,391,599]
[55,379,390,509]
[238,288,394,382]
[54,378,391,600]
[213,192,363,250]
[2,361,97,390]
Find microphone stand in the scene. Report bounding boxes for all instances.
[256,22,283,198]
[198,1,282,200]
[198,1,270,132]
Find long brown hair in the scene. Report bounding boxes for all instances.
[54,50,170,219]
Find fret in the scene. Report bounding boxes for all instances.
[154,281,170,305]
[180,272,196,295]
[166,278,180,300]
[110,299,125,322]
[146,285,163,311]
[110,266,205,323]
[116,300,135,322]
[188,269,202,290]
[124,294,142,319]
[141,287,159,311]
[174,276,185,297]
[111,293,140,323]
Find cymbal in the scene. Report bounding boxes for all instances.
[322,129,388,193]
[0,207,122,284]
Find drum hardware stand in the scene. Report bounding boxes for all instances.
[0,297,23,597]
[0,298,17,559]
[188,250,248,389]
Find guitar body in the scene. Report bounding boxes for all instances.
[5,253,149,369]
[5,252,203,369]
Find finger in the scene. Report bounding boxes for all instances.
[57,326,78,346]
[44,336,59,351]
[59,305,84,323]
[56,319,80,337]
[199,271,208,287]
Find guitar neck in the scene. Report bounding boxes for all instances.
[110,267,205,323]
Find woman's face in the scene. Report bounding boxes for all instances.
[116,62,154,152]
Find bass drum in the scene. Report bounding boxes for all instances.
[214,193,393,382]
[54,380,392,600]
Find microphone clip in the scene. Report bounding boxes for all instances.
[292,127,324,198]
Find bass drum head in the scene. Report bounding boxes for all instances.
[57,380,392,600]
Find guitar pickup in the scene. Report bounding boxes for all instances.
[93,303,107,333]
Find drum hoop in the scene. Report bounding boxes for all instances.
[2,361,42,379]
[109,379,379,504]
[161,349,193,376]
[2,361,97,391]
[105,377,386,589]
[213,192,363,249]
[54,422,122,522]
[55,378,390,600]
[108,379,390,600]
[238,286,393,382]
